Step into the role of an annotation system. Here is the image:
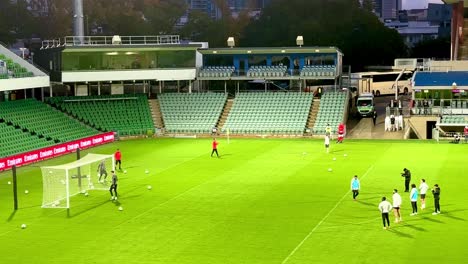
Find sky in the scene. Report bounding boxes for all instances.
[403,0,444,10]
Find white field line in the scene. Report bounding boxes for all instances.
[281,165,374,264]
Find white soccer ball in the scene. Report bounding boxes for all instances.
[145,170,149,174]
[7,181,11,185]
[302,152,307,155]
[84,192,89,197]
[24,190,29,194]
[60,180,66,185]
[328,168,333,172]
[118,206,123,211]
[147,185,152,190]
[344,154,348,157]
[333,157,336,161]
[21,224,27,229]
[49,170,53,174]
[54,201,60,206]
[124,170,127,174]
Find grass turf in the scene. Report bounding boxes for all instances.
[0,138,466,264]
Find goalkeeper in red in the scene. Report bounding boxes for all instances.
[110,170,118,201]
[337,123,345,143]
[211,138,220,158]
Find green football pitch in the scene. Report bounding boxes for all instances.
[0,138,466,264]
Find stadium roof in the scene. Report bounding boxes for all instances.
[62,44,201,52]
[413,71,468,89]
[198,47,342,55]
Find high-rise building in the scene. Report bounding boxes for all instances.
[372,0,402,20]
[186,0,271,18]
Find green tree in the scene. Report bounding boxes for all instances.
[362,0,374,12]
[241,0,407,70]
[410,37,450,59]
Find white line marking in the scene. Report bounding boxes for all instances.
[281,165,374,264]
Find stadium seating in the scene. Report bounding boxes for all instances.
[223,92,313,134]
[247,66,287,78]
[440,115,468,124]
[48,94,154,136]
[300,65,336,77]
[0,122,55,158]
[159,93,227,133]
[199,66,235,78]
[313,91,348,134]
[0,99,98,143]
[0,53,34,78]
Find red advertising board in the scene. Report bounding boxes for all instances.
[0,132,115,172]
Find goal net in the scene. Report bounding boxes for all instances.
[41,153,114,208]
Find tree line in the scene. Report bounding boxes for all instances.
[0,0,449,69]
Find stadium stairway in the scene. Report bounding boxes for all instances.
[306,99,320,132]
[148,99,164,130]
[216,99,233,130]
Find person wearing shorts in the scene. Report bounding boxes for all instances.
[419,179,429,210]
[392,189,402,223]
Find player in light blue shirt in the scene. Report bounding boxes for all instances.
[351,175,360,200]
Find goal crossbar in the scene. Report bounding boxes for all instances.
[42,154,114,171]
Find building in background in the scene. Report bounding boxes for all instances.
[385,20,439,47]
[373,0,402,20]
[427,3,452,37]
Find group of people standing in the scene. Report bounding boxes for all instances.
[351,168,442,230]
[97,148,122,201]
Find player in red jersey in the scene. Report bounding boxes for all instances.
[211,138,219,158]
[337,123,345,143]
[114,149,122,170]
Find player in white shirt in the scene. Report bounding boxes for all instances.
[419,179,429,210]
[392,189,402,223]
[378,197,393,229]
[324,135,330,153]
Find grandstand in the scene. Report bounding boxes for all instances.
[159,93,227,133]
[0,121,54,158]
[199,66,235,78]
[247,65,287,78]
[0,43,49,92]
[312,91,348,134]
[223,92,313,134]
[0,54,34,79]
[48,95,154,136]
[0,99,98,143]
[440,115,468,124]
[300,65,336,77]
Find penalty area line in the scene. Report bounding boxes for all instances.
[281,165,374,264]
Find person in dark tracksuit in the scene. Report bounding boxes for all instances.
[401,168,411,192]
[432,184,441,215]
[110,171,118,201]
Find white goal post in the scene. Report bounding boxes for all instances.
[41,153,115,209]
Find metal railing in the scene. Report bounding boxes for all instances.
[412,99,468,115]
[41,35,180,49]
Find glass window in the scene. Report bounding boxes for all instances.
[62,49,196,71]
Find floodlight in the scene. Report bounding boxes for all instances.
[296,36,304,47]
[227,37,235,48]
